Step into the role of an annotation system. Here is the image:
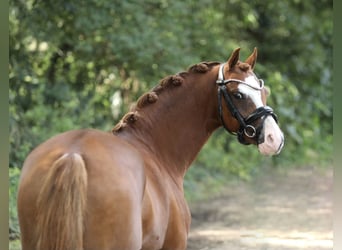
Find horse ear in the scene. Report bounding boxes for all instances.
[245,47,258,70]
[227,47,241,70]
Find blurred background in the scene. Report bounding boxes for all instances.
[9,0,332,248]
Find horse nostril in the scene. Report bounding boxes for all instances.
[267,134,274,144]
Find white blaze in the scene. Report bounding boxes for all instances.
[238,75,284,156]
[238,75,263,108]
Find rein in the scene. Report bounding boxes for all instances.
[216,63,278,145]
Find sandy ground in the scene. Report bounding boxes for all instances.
[187,167,333,250]
[10,166,332,250]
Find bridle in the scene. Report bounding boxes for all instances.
[216,63,278,145]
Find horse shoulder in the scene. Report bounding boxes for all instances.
[141,161,190,249]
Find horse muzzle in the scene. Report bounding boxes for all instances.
[237,106,279,146]
[257,115,284,156]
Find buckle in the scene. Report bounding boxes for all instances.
[244,125,256,138]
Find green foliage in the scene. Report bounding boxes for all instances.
[9,168,20,236]
[9,0,332,236]
[9,240,21,250]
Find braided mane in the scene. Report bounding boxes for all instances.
[112,61,220,133]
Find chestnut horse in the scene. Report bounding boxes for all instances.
[17,48,284,250]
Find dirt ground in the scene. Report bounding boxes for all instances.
[187,166,333,250]
[10,166,332,250]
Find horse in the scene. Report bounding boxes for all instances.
[17,47,284,250]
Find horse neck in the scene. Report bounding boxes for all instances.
[115,65,221,177]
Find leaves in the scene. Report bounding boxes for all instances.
[10,0,331,199]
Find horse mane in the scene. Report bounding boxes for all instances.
[112,61,220,133]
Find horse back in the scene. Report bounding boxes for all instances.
[19,129,146,188]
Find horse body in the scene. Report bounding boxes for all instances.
[17,48,284,250]
[18,129,191,249]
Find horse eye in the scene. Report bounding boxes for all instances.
[233,92,244,100]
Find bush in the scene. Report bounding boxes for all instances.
[9,0,332,240]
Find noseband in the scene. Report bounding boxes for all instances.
[216,64,278,145]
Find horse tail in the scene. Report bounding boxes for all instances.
[36,153,88,250]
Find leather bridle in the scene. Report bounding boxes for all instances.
[216,63,278,145]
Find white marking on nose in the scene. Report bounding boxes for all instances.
[238,75,284,155]
[258,116,284,155]
[267,133,274,143]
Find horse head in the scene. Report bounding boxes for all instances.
[217,48,284,155]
